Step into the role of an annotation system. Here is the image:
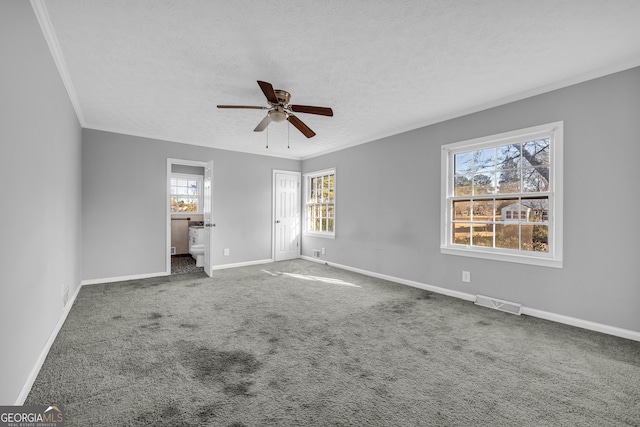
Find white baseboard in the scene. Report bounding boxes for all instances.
[81,271,170,286]
[520,307,640,342]
[210,258,274,272]
[15,283,82,405]
[301,256,475,302]
[301,256,640,342]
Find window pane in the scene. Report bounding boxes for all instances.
[521,225,548,252]
[474,148,495,173]
[171,186,178,194]
[453,200,470,221]
[522,139,550,167]
[521,197,549,222]
[321,218,327,232]
[177,179,187,187]
[170,196,178,212]
[496,170,520,194]
[473,173,495,195]
[472,223,493,247]
[496,144,521,168]
[314,218,320,232]
[473,200,494,222]
[454,175,472,196]
[495,224,519,249]
[177,186,188,195]
[311,178,317,202]
[327,204,334,218]
[522,167,549,192]
[454,152,472,174]
[453,222,471,245]
[327,218,334,232]
[496,199,519,222]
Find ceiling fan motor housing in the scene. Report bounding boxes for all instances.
[274,90,291,106]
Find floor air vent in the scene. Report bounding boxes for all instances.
[475,294,522,315]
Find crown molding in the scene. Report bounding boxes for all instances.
[30,0,86,126]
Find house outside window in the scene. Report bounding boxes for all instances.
[441,122,563,268]
[304,168,336,237]
[170,173,203,213]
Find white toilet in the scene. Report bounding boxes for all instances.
[188,226,205,267]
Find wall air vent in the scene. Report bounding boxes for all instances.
[313,249,321,258]
[171,247,176,255]
[475,294,522,315]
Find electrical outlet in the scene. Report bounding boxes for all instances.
[224,248,230,256]
[462,271,471,283]
[321,248,326,255]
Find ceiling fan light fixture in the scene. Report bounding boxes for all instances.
[268,109,287,123]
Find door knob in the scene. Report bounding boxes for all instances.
[276,220,281,223]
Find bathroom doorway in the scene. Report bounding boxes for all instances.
[166,159,213,276]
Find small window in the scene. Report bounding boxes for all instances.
[441,122,563,268]
[170,173,203,214]
[304,169,336,237]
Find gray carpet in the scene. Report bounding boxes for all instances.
[26,260,640,426]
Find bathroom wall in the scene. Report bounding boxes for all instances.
[171,214,203,255]
[0,0,82,404]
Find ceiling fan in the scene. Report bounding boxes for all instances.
[217,81,333,138]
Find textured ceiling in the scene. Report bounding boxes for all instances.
[37,0,640,159]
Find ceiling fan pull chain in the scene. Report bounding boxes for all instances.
[288,120,290,149]
[266,124,269,149]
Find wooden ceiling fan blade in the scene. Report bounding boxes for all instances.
[289,105,334,116]
[253,115,271,132]
[287,114,316,138]
[257,81,279,104]
[217,105,267,110]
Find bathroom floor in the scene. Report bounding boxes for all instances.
[171,255,204,275]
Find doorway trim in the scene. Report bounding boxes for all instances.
[166,158,210,275]
[272,169,302,261]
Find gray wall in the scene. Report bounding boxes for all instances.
[302,67,640,333]
[82,129,300,281]
[0,1,82,404]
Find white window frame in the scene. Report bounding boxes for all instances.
[440,121,563,268]
[303,168,336,238]
[169,173,203,215]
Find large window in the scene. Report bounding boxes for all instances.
[304,169,336,237]
[170,173,203,213]
[441,122,563,268]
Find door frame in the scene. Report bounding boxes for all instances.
[272,169,302,261]
[166,158,212,275]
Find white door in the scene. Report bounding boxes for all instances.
[274,171,301,261]
[203,161,214,276]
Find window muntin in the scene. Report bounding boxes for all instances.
[304,169,335,236]
[442,122,562,268]
[170,173,203,213]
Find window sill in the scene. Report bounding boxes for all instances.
[440,246,562,268]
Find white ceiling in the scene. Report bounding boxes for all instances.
[36,0,640,160]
